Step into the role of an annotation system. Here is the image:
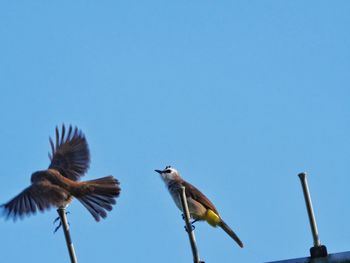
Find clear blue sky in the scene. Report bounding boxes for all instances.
[0,1,349,262]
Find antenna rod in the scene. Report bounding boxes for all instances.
[57,207,78,263]
[298,172,320,246]
[298,172,327,258]
[179,186,202,263]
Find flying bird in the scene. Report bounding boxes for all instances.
[1,125,121,222]
[155,166,243,248]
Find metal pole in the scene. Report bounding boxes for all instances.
[179,186,202,263]
[298,172,320,247]
[298,172,327,258]
[57,207,78,263]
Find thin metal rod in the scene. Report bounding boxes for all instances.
[57,207,78,263]
[179,186,201,263]
[298,172,321,247]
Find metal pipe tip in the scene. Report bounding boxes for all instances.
[298,172,307,180]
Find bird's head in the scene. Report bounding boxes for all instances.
[155,166,180,183]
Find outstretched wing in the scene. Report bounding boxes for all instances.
[1,182,69,220]
[48,125,90,181]
[182,180,219,214]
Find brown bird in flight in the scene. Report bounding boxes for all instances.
[1,125,121,222]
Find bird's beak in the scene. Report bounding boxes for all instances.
[155,169,163,174]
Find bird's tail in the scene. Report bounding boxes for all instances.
[75,176,120,221]
[219,220,244,248]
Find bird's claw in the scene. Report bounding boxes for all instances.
[53,216,60,224]
[182,213,197,232]
[54,221,62,233]
[184,224,195,232]
[181,214,197,224]
[53,211,71,233]
[53,211,70,224]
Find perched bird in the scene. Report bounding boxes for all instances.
[155,166,243,248]
[1,125,121,222]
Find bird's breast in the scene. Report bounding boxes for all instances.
[168,188,207,219]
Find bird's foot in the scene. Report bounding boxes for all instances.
[53,216,60,225]
[53,211,70,233]
[184,224,195,232]
[54,221,62,233]
[182,214,198,232]
[181,214,197,224]
[53,211,70,224]
[191,219,198,224]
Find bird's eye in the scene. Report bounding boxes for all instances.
[165,169,171,173]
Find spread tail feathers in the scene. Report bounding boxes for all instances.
[219,220,244,248]
[76,176,120,221]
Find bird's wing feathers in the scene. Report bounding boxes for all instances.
[1,181,69,220]
[48,125,90,181]
[182,180,219,214]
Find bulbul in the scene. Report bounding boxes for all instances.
[155,166,243,248]
[1,125,121,222]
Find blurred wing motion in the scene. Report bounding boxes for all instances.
[49,125,90,181]
[1,125,120,222]
[1,181,69,220]
[76,176,121,221]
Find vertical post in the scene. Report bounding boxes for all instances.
[57,207,78,263]
[298,172,328,258]
[179,186,202,263]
